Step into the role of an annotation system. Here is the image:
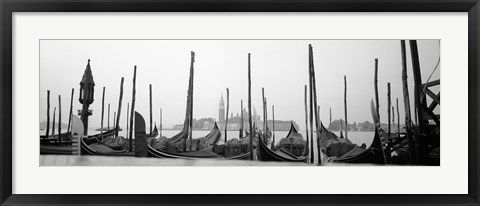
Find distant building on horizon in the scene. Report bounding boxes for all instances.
[172,94,300,131]
[219,93,225,122]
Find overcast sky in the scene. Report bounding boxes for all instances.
[40,40,439,130]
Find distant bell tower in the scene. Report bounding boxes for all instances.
[219,93,225,122]
[78,59,95,135]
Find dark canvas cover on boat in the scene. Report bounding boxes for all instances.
[177,147,222,158]
[101,135,127,150]
[275,123,306,156]
[323,140,357,157]
[337,146,368,159]
[88,143,116,153]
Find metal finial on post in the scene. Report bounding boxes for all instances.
[79,59,95,135]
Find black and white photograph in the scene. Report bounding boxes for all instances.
[39,39,440,166]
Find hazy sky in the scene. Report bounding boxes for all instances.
[40,40,440,130]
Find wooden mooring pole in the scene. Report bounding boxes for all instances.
[304,85,309,157]
[317,105,321,162]
[400,40,415,164]
[113,112,116,129]
[387,82,391,137]
[410,40,429,164]
[129,66,137,152]
[107,103,110,130]
[392,106,395,133]
[344,75,348,139]
[51,107,56,137]
[149,84,153,137]
[240,100,243,138]
[329,107,332,128]
[115,78,124,137]
[100,87,105,139]
[247,53,254,160]
[160,108,162,138]
[308,46,314,164]
[262,88,265,143]
[67,88,74,133]
[188,52,195,152]
[45,90,50,139]
[309,44,320,164]
[58,95,62,143]
[225,88,230,143]
[264,98,268,143]
[272,105,275,148]
[397,98,400,136]
[374,58,380,124]
[126,102,129,139]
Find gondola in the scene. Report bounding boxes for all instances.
[40,115,83,155]
[40,127,117,146]
[257,123,309,163]
[40,115,117,155]
[80,124,133,156]
[213,130,256,160]
[318,101,386,164]
[80,137,135,156]
[133,112,223,159]
[319,123,386,164]
[80,126,134,156]
[41,122,129,155]
[274,122,308,157]
[133,112,250,160]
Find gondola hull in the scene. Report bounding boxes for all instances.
[80,138,135,156]
[40,144,77,155]
[40,128,119,155]
[320,123,386,165]
[258,135,308,163]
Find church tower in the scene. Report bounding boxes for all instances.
[219,93,225,122]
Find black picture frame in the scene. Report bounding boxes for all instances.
[1,0,479,205]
